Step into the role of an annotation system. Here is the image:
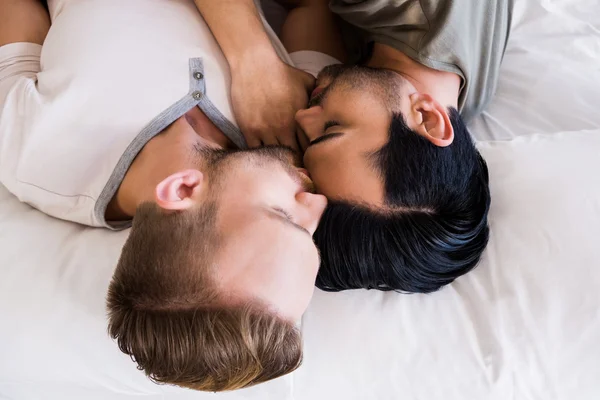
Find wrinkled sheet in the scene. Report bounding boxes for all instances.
[1,0,600,399]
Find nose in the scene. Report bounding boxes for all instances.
[295,192,328,235]
[295,106,324,142]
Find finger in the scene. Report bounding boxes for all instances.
[296,126,310,153]
[245,135,262,149]
[279,135,303,166]
[278,132,300,153]
[277,124,300,152]
[291,66,317,92]
[301,72,316,93]
[261,135,280,147]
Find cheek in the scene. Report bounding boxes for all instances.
[304,145,385,204]
[304,148,354,199]
[291,247,320,319]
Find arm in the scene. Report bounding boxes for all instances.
[193,0,314,150]
[279,0,347,62]
[193,0,281,72]
[0,1,49,198]
[0,0,49,111]
[0,0,50,47]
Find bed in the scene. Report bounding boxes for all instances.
[2,0,600,399]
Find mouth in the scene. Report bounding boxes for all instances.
[310,86,324,100]
[296,167,310,179]
[295,167,315,193]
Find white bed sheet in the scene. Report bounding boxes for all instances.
[2,0,600,399]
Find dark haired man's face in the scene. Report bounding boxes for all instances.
[295,65,409,207]
[295,65,452,207]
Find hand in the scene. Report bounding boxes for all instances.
[230,57,315,151]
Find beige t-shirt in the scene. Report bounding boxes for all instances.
[329,0,515,121]
[0,0,293,228]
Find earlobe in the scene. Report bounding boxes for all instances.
[155,169,204,211]
[411,93,455,147]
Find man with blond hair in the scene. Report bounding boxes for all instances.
[0,0,327,391]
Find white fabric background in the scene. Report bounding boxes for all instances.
[1,0,600,399]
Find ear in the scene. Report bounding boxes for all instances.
[155,169,205,211]
[409,93,454,147]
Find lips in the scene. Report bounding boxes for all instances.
[296,167,310,179]
[310,86,324,100]
[295,167,315,193]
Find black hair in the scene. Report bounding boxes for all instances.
[313,108,491,293]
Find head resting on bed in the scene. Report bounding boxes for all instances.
[107,202,302,391]
[295,64,491,293]
[106,145,327,392]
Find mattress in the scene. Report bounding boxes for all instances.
[2,0,600,399]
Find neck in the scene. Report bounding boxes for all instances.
[366,43,461,109]
[107,107,230,221]
[106,146,173,221]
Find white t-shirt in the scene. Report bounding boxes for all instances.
[0,0,339,228]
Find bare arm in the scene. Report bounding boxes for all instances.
[193,0,281,70]
[192,0,314,150]
[0,0,50,47]
[279,0,347,62]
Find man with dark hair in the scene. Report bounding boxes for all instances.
[290,0,510,293]
[217,0,509,293]
[304,99,490,293]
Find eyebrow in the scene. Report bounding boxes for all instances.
[265,209,311,237]
[309,132,344,147]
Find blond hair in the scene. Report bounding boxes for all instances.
[106,203,302,391]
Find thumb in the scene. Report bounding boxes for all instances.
[291,66,316,92]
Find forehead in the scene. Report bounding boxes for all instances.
[305,114,389,207]
[303,68,407,206]
[317,66,409,120]
[317,90,395,137]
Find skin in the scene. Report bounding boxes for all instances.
[111,106,328,321]
[295,44,461,206]
[0,0,50,47]
[212,150,324,318]
[0,1,327,322]
[193,0,315,151]
[192,0,461,208]
[279,0,347,63]
[2,0,460,321]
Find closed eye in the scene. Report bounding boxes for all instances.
[307,120,343,147]
[273,207,294,222]
[268,207,311,236]
[308,132,344,147]
[323,120,341,132]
